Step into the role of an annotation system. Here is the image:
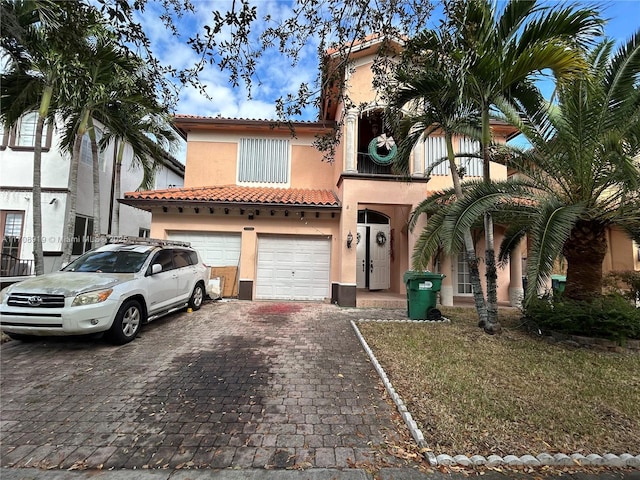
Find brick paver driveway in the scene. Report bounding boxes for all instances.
[1,301,412,471]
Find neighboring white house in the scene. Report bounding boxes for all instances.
[0,113,185,279]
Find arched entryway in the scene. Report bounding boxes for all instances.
[356,209,390,290]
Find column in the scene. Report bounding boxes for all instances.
[344,108,358,173]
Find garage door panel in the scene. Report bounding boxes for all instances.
[167,231,240,267]
[256,236,331,301]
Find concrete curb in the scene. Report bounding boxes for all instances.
[350,319,640,469]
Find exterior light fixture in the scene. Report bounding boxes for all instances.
[346,231,353,249]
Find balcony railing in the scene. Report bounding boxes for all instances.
[0,254,35,277]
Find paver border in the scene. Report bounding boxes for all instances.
[350,318,640,469]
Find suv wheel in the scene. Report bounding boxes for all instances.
[108,299,143,344]
[188,283,205,311]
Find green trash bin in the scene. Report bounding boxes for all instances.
[551,274,566,296]
[403,271,446,320]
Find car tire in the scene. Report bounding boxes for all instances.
[108,299,143,345]
[188,283,205,311]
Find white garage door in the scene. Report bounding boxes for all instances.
[256,236,331,301]
[167,231,241,267]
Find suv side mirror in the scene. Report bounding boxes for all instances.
[151,264,162,275]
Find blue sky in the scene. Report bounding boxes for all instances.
[139,0,640,122]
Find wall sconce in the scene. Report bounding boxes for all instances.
[49,198,58,204]
[346,231,353,249]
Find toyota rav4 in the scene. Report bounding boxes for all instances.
[0,238,209,344]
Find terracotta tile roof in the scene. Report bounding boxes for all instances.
[124,185,340,207]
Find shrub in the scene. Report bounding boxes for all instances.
[603,270,640,306]
[524,293,640,342]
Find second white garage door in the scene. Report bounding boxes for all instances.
[167,231,241,267]
[256,236,331,301]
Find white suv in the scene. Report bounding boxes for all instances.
[0,238,210,344]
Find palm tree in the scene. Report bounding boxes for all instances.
[492,33,640,304]
[1,0,93,274]
[56,30,172,263]
[394,0,603,332]
[386,28,492,324]
[97,98,178,236]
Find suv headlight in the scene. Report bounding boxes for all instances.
[72,289,113,307]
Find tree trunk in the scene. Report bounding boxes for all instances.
[111,141,125,236]
[562,221,607,302]
[445,135,488,324]
[31,86,53,275]
[61,111,90,264]
[89,118,101,245]
[481,107,501,334]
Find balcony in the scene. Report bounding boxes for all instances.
[0,254,35,287]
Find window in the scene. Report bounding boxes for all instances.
[457,253,472,295]
[72,216,94,256]
[1,211,24,258]
[152,250,174,272]
[80,127,105,169]
[424,136,449,176]
[458,137,482,177]
[138,228,150,238]
[0,121,8,149]
[238,138,289,184]
[1,211,25,276]
[12,112,51,149]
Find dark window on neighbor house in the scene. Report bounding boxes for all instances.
[72,216,94,255]
[138,228,150,238]
[238,138,290,184]
[9,111,52,150]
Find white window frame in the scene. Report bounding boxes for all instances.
[456,253,473,295]
[237,137,290,186]
[13,112,50,148]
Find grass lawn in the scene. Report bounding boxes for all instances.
[356,307,640,458]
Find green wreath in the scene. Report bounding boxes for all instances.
[376,231,387,246]
[368,135,397,165]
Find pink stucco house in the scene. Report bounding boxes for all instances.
[121,37,531,308]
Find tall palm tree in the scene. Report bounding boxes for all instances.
[386,28,491,324]
[1,0,93,274]
[492,33,640,304]
[395,0,603,332]
[56,30,171,263]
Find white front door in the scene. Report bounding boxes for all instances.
[356,225,367,288]
[355,224,390,290]
[369,225,390,290]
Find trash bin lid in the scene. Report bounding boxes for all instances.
[403,270,446,283]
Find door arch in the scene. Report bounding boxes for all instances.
[356,209,390,290]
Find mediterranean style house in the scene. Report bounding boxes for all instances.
[122,36,638,307]
[121,36,525,308]
[0,115,185,282]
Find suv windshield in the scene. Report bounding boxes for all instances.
[64,250,150,273]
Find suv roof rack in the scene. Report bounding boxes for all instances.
[105,235,191,248]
